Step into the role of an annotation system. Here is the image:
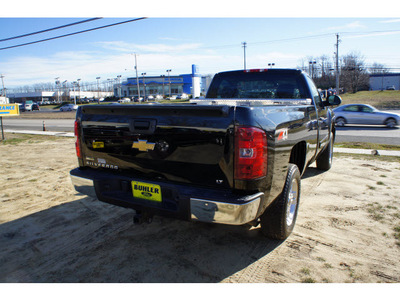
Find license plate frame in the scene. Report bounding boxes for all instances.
[131,181,162,202]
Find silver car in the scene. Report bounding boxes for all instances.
[60,104,78,111]
[333,104,400,128]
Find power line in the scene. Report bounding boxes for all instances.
[0,18,147,51]
[0,18,103,43]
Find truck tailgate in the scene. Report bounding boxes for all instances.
[77,104,235,189]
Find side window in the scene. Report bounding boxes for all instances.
[360,106,373,113]
[343,105,358,112]
[305,76,322,106]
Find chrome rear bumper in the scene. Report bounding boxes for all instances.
[70,171,262,225]
[190,196,262,225]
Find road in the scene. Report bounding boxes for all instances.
[2,118,74,132]
[2,110,400,145]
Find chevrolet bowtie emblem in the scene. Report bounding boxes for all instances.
[132,139,156,152]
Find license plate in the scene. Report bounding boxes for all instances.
[131,181,162,202]
[92,141,104,149]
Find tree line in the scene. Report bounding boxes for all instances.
[9,80,116,94]
[298,52,392,93]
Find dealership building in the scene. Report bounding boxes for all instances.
[7,65,213,103]
[118,65,212,99]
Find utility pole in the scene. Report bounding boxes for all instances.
[335,33,341,95]
[96,77,101,103]
[242,42,247,70]
[134,53,140,99]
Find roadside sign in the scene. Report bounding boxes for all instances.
[1,104,20,140]
[0,104,20,116]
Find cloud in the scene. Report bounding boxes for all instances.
[345,31,400,39]
[380,19,400,23]
[324,21,366,32]
[96,41,203,53]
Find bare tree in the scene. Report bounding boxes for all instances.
[369,62,389,74]
[340,52,369,93]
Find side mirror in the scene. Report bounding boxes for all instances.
[323,95,342,106]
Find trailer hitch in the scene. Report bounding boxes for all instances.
[133,210,153,225]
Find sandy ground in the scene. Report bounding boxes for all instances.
[0,134,400,283]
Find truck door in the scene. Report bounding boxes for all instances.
[305,76,330,151]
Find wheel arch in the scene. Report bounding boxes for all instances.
[384,117,397,126]
[289,141,307,175]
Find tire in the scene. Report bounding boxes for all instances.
[385,118,397,128]
[316,134,334,171]
[335,117,346,127]
[260,164,301,240]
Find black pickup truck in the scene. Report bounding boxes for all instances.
[70,69,341,240]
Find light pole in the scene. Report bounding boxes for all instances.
[268,63,275,68]
[309,60,316,79]
[133,53,140,99]
[160,75,165,98]
[77,79,81,103]
[0,74,6,97]
[141,73,146,100]
[166,69,171,98]
[117,75,122,100]
[55,77,60,103]
[96,77,101,103]
[62,80,68,102]
[72,81,77,105]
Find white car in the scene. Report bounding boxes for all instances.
[60,104,78,111]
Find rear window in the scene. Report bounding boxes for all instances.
[206,71,308,99]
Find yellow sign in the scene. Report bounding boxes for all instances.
[0,104,19,116]
[132,181,162,202]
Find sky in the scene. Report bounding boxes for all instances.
[1,1,400,90]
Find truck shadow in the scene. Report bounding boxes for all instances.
[0,195,283,283]
[302,166,326,179]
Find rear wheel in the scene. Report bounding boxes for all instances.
[385,118,397,128]
[335,117,346,127]
[260,164,301,240]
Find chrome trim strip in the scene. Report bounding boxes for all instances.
[82,121,129,127]
[70,174,97,199]
[190,194,262,225]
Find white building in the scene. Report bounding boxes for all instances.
[369,73,400,91]
[0,96,9,104]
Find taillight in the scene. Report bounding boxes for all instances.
[234,126,267,180]
[74,120,82,158]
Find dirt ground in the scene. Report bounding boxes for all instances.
[0,134,400,283]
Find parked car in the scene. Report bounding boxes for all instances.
[60,104,78,111]
[333,104,400,128]
[32,103,40,111]
[18,103,32,112]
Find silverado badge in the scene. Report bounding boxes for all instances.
[132,139,156,152]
